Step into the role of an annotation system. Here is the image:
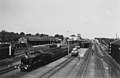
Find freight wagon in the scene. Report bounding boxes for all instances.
[30,44,58,51]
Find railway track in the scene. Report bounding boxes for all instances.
[95,43,120,78]
[73,44,93,78]
[94,55,105,78]
[39,57,74,78]
[94,44,106,78]
[64,56,81,78]
[0,64,20,75]
[99,44,120,70]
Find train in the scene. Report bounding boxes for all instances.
[30,44,58,50]
[20,51,52,71]
[0,43,14,60]
[19,46,74,71]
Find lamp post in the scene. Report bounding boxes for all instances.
[50,37,51,44]
[67,31,70,55]
[68,39,70,55]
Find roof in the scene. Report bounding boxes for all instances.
[111,39,120,45]
[20,36,60,42]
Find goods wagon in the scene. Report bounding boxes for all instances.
[30,44,58,51]
[0,43,14,60]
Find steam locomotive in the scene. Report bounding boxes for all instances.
[20,50,52,71]
[20,46,74,71]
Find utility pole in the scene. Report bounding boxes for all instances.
[68,39,69,55]
[50,37,51,44]
[67,31,70,55]
[116,33,118,39]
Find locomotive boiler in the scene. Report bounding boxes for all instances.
[20,51,52,71]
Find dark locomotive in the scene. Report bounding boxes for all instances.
[20,51,52,71]
[19,45,75,71]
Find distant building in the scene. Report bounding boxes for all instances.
[69,35,77,41]
[95,38,115,44]
[18,36,61,47]
[18,37,28,44]
[77,34,82,40]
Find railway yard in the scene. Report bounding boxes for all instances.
[0,41,120,78]
[0,0,120,78]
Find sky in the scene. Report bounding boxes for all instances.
[0,0,120,39]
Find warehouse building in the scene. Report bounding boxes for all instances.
[16,36,61,48]
[110,39,120,65]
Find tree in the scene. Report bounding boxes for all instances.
[40,33,49,37]
[35,33,40,36]
[26,33,32,36]
[54,34,64,41]
[0,30,6,42]
[20,32,25,36]
[54,34,59,38]
[59,35,64,40]
[70,34,76,37]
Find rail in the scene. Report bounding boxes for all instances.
[39,57,74,78]
[73,44,93,78]
[95,43,120,78]
[0,64,20,75]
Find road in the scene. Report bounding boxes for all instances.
[0,42,120,78]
